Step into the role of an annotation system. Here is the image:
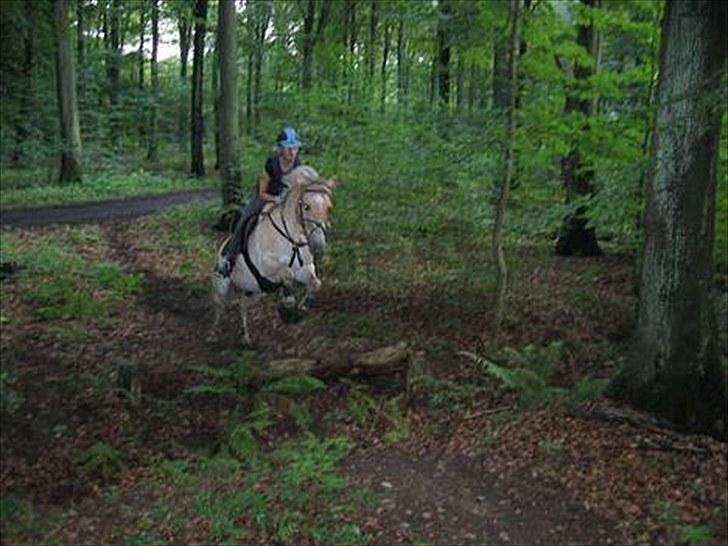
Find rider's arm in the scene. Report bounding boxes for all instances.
[258,170,278,202]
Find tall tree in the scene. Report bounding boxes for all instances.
[436,0,451,107]
[554,0,603,257]
[190,0,207,178]
[218,0,241,212]
[106,0,122,148]
[301,0,331,90]
[492,0,522,329]
[396,18,407,107]
[53,0,83,183]
[176,1,192,150]
[147,0,159,161]
[617,0,727,437]
[12,0,34,165]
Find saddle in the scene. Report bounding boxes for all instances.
[224,213,281,293]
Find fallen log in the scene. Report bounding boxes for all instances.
[248,341,410,383]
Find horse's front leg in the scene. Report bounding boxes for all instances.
[294,264,321,311]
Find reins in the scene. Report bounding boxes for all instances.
[261,182,330,268]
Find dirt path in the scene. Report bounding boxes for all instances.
[0,188,217,228]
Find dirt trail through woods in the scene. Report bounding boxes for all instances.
[0,188,217,228]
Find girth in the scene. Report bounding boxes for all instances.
[240,215,282,294]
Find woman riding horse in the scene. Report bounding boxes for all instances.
[218,127,303,277]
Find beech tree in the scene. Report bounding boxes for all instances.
[218,0,241,210]
[53,0,83,183]
[190,0,207,177]
[617,0,727,437]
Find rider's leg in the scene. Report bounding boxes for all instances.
[220,194,265,276]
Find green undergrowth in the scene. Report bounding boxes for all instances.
[138,435,369,545]
[0,226,142,323]
[0,168,213,209]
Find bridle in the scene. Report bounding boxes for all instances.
[263,184,330,267]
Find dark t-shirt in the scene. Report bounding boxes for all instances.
[264,155,302,196]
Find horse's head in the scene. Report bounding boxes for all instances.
[283,167,337,259]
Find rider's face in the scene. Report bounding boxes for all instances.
[280,147,299,163]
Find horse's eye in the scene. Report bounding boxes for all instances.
[303,204,311,211]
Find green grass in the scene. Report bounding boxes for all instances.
[0,170,214,209]
[0,226,142,323]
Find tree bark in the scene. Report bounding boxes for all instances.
[190,0,207,178]
[554,0,603,257]
[248,343,411,384]
[106,0,121,149]
[146,0,159,161]
[218,0,241,209]
[54,0,83,183]
[253,1,271,132]
[436,0,451,107]
[76,0,84,68]
[616,0,727,438]
[380,22,390,113]
[177,12,191,150]
[492,0,521,329]
[13,1,34,166]
[396,19,407,107]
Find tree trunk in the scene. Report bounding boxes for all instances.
[367,0,378,83]
[106,0,121,149]
[178,14,191,150]
[436,0,451,107]
[54,0,83,183]
[396,19,407,107]
[253,1,271,132]
[218,0,241,210]
[248,343,411,384]
[190,0,207,178]
[380,22,389,113]
[147,0,159,161]
[211,27,220,171]
[492,0,521,329]
[554,0,603,257]
[616,0,727,438]
[13,1,34,166]
[76,0,84,67]
[302,0,315,89]
[138,4,146,91]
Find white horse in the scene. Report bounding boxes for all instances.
[209,166,336,346]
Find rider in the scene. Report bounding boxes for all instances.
[218,127,303,277]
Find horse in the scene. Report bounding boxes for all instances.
[209,166,336,346]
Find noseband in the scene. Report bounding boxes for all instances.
[263,184,330,267]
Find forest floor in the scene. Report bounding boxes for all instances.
[1,194,727,545]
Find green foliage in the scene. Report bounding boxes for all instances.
[0,369,24,415]
[262,375,326,395]
[462,343,608,411]
[186,351,256,397]
[92,262,143,299]
[462,342,567,409]
[123,534,167,546]
[657,499,713,546]
[76,441,123,482]
[1,228,141,322]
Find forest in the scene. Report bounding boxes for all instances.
[0,0,726,544]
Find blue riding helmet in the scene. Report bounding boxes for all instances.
[277,127,302,149]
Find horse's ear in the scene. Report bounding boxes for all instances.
[325,177,339,190]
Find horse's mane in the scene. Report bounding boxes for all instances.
[283,166,331,202]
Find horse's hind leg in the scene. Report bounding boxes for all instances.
[238,295,259,347]
[207,273,231,342]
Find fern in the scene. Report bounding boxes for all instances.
[262,375,326,395]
